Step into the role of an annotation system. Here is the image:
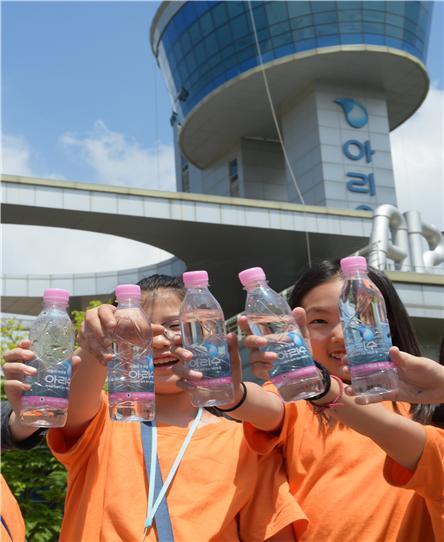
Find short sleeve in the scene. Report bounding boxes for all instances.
[238,448,308,541]
[47,393,108,479]
[384,425,444,501]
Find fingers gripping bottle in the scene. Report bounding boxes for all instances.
[339,256,398,396]
[239,267,323,401]
[20,288,74,427]
[108,284,155,422]
[179,271,234,407]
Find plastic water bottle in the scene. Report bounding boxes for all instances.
[108,284,155,422]
[339,256,399,395]
[179,270,234,407]
[20,288,74,427]
[239,267,323,401]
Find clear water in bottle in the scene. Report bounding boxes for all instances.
[239,267,324,401]
[180,271,234,407]
[339,256,398,396]
[108,284,155,422]
[21,289,74,427]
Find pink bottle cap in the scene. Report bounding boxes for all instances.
[182,271,209,288]
[340,256,368,275]
[115,284,141,301]
[238,267,267,286]
[43,288,70,304]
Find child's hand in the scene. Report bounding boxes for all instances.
[2,340,36,414]
[346,347,444,404]
[239,306,314,381]
[171,332,244,407]
[78,304,165,364]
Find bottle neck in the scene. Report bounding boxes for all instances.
[244,279,268,291]
[185,284,209,291]
[43,301,69,311]
[116,298,141,308]
[342,269,368,280]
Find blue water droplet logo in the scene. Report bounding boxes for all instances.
[334,97,368,129]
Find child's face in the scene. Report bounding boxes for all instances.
[301,276,348,379]
[142,289,183,395]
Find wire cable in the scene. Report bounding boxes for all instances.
[246,1,312,266]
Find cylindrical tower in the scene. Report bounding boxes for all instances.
[150,1,433,211]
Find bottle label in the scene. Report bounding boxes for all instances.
[108,354,155,400]
[350,361,395,377]
[22,358,71,408]
[187,339,232,382]
[268,331,315,380]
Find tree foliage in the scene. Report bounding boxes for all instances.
[1,301,102,541]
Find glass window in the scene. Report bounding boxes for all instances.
[270,20,291,35]
[386,1,405,17]
[293,26,316,41]
[272,31,293,48]
[252,4,268,30]
[337,1,361,11]
[363,9,385,23]
[404,2,420,23]
[338,9,362,22]
[312,2,336,14]
[385,24,403,39]
[317,22,339,36]
[180,32,192,55]
[363,33,385,46]
[339,21,363,33]
[229,159,239,197]
[199,11,214,36]
[182,164,190,193]
[290,14,313,30]
[385,13,404,28]
[212,2,227,26]
[318,35,341,47]
[231,14,250,39]
[288,2,311,18]
[265,1,289,25]
[227,1,246,19]
[220,43,236,60]
[216,23,233,48]
[363,22,384,34]
[194,43,206,65]
[203,33,218,57]
[314,11,338,25]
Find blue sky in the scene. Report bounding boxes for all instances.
[2,1,444,275]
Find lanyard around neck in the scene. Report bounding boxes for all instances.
[143,408,203,540]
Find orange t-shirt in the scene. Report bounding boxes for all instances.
[244,384,435,542]
[1,474,26,542]
[384,425,444,540]
[48,395,307,542]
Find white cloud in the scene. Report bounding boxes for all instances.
[1,134,34,176]
[60,120,176,192]
[391,85,444,230]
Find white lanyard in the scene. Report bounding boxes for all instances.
[143,408,203,540]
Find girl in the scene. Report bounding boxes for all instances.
[5,275,306,541]
[232,260,443,541]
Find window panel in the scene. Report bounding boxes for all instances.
[265,1,289,25]
[363,22,384,34]
[363,9,385,23]
[339,21,363,33]
[216,23,234,48]
[338,9,362,22]
[212,2,227,26]
[312,2,337,14]
[314,11,339,25]
[287,1,311,18]
[204,33,218,57]
[386,1,405,16]
[231,14,250,39]
[252,4,268,30]
[385,24,403,39]
[272,30,293,48]
[199,11,214,36]
[290,14,313,30]
[293,26,316,41]
[227,1,246,19]
[317,23,340,36]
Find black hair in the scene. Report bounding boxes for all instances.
[137,274,186,299]
[289,259,435,425]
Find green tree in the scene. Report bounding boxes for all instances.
[1,301,102,541]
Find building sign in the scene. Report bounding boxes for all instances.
[335,97,376,211]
